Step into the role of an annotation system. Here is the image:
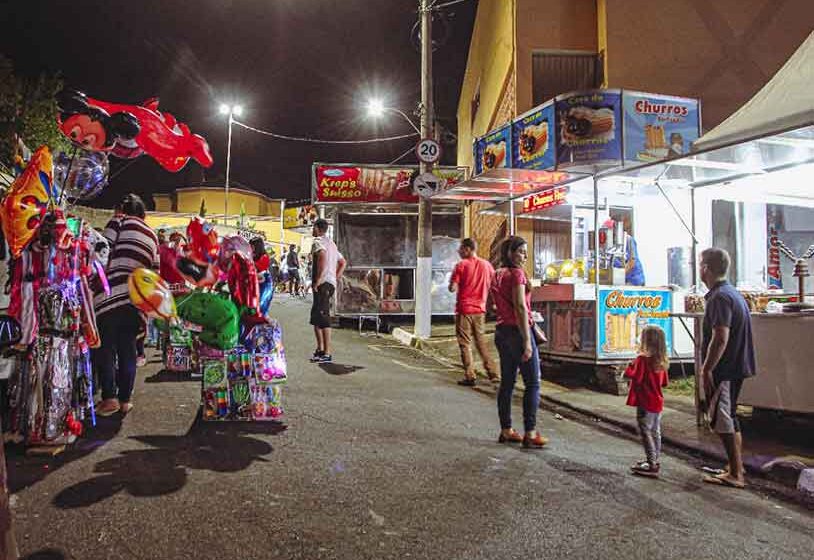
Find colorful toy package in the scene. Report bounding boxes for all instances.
[250,380,283,420]
[165,345,193,372]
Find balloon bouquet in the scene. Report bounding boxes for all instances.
[1,87,214,448]
[165,216,287,421]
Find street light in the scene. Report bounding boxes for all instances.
[219,104,243,222]
[365,98,421,134]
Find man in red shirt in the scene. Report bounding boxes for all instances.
[449,238,498,386]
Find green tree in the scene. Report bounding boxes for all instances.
[0,55,70,167]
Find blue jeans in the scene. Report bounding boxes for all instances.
[93,305,142,403]
[495,325,541,432]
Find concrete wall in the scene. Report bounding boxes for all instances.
[604,0,814,129]
[515,0,598,114]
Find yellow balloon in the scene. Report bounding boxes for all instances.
[128,268,177,320]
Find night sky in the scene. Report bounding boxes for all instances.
[2,0,477,207]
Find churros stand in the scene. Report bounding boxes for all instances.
[434,88,703,391]
[311,163,466,318]
[598,31,814,414]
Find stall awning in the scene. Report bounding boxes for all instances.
[430,168,590,203]
[694,31,814,152]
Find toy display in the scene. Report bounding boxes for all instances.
[2,151,102,449]
[159,216,288,422]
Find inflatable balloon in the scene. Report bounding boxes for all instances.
[186,216,219,265]
[227,253,260,312]
[128,268,177,320]
[176,256,219,288]
[0,146,53,257]
[57,90,140,152]
[258,274,274,316]
[53,150,110,201]
[176,291,239,350]
[86,94,213,171]
[218,235,253,270]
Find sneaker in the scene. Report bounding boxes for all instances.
[136,355,147,367]
[457,378,476,387]
[631,461,660,477]
[316,354,333,363]
[309,350,325,362]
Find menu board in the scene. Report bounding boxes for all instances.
[473,124,512,175]
[623,92,700,163]
[555,90,622,168]
[511,102,556,170]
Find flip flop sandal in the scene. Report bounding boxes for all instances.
[703,474,745,489]
[701,466,727,475]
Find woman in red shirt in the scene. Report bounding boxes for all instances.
[624,325,669,477]
[490,236,548,448]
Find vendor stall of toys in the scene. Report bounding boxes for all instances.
[139,215,286,422]
[1,86,215,451]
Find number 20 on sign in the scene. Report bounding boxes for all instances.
[415,138,441,164]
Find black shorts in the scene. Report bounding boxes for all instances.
[289,269,300,282]
[310,283,335,328]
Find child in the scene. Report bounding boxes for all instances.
[624,325,669,477]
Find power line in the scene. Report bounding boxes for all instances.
[232,120,419,145]
[388,145,417,165]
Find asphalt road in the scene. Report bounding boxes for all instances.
[7,295,814,560]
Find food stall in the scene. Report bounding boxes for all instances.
[597,31,814,413]
[311,163,466,318]
[434,88,703,391]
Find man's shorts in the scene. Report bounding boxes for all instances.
[709,379,744,434]
[289,269,301,282]
[310,283,335,329]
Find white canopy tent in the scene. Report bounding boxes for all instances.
[694,30,814,152]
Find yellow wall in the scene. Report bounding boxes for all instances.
[153,188,282,218]
[145,214,306,250]
[456,0,517,172]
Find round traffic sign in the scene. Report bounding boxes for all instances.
[415,138,442,164]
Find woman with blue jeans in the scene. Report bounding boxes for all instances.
[491,236,548,448]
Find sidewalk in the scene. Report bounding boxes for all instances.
[392,322,814,503]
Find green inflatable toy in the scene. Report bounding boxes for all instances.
[176,291,240,350]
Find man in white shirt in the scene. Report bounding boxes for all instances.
[310,218,346,363]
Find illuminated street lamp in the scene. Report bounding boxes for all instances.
[219,103,243,221]
[366,98,421,134]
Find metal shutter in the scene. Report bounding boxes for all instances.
[532,51,603,105]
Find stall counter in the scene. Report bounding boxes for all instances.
[531,284,690,363]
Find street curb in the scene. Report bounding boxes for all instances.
[391,328,420,348]
[388,331,813,506]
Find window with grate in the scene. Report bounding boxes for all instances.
[532,51,604,105]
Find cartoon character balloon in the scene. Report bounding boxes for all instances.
[0,146,54,257]
[186,216,220,265]
[57,90,140,152]
[57,89,213,172]
[128,268,177,320]
[218,235,253,270]
[53,150,110,201]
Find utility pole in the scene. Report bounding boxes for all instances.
[415,0,433,339]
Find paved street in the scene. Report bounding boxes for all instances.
[7,296,814,560]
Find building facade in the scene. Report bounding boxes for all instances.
[457,0,814,273]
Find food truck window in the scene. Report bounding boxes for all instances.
[533,219,571,279]
[336,214,417,268]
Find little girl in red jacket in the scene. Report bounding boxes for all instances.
[625,325,669,478]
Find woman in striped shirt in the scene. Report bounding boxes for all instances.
[93,194,159,416]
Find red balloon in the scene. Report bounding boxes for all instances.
[227,253,260,312]
[185,216,220,265]
[87,96,213,172]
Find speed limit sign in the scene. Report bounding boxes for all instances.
[415,138,442,164]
